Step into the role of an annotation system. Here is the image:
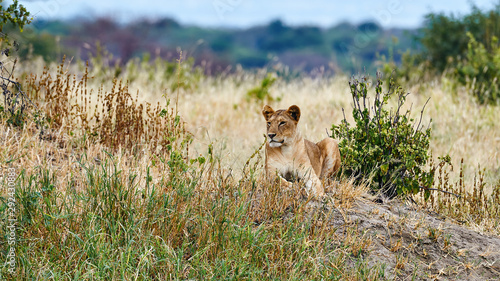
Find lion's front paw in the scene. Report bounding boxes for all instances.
[305,179,325,199]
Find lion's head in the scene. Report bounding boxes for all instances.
[262,105,301,148]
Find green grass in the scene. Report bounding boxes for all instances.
[1,150,388,280]
[1,53,499,280]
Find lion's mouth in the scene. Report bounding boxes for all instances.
[269,139,284,147]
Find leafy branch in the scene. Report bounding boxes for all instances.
[332,72,432,198]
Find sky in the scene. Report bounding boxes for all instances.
[16,0,500,28]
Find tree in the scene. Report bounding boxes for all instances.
[1,0,34,127]
[419,3,500,72]
[1,0,32,43]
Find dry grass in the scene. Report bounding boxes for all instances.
[14,59,499,184]
[155,72,500,187]
[1,56,499,279]
[9,58,500,226]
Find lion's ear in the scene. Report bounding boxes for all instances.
[287,105,301,122]
[262,105,275,121]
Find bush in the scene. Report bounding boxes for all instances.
[246,73,277,103]
[418,3,500,73]
[0,0,32,43]
[0,0,36,127]
[0,59,33,126]
[331,74,433,198]
[455,32,500,104]
[24,58,191,155]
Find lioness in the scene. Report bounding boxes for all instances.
[262,105,341,197]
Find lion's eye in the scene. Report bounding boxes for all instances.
[267,122,271,127]
[279,121,286,126]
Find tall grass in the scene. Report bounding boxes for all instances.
[1,55,499,279]
[1,125,386,279]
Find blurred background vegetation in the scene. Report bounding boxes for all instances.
[2,3,499,81]
[4,16,415,74]
[2,2,500,100]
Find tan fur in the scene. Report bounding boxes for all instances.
[262,105,341,198]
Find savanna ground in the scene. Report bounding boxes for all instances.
[1,56,500,280]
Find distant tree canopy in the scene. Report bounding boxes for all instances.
[256,20,324,52]
[5,14,416,74]
[419,3,500,72]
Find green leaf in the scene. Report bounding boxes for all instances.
[424,189,431,200]
[380,164,389,176]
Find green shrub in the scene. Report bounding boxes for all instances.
[455,32,500,104]
[418,3,500,73]
[0,56,42,128]
[246,73,277,103]
[0,0,32,44]
[331,74,433,198]
[0,1,37,127]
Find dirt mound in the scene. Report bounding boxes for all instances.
[325,200,500,280]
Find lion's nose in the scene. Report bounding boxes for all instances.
[268,133,276,139]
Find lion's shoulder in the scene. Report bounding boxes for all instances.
[304,139,321,163]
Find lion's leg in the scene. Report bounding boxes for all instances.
[304,175,325,198]
[293,166,324,198]
[265,166,293,190]
[317,138,341,179]
[278,175,293,189]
